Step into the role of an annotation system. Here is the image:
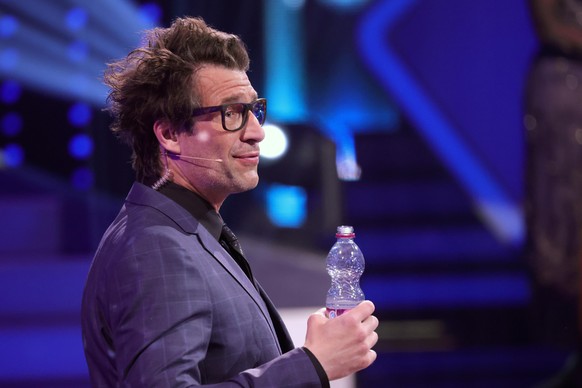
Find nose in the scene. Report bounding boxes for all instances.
[241,112,265,143]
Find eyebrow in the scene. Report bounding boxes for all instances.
[219,93,259,105]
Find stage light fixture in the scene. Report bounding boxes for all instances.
[264,1,391,182]
[0,15,18,38]
[138,2,163,26]
[67,102,92,128]
[68,134,93,160]
[261,123,288,160]
[266,184,307,228]
[2,143,24,168]
[65,7,88,32]
[249,123,341,246]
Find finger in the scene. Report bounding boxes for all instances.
[348,300,375,321]
[366,330,379,349]
[307,309,328,326]
[367,349,377,365]
[362,314,379,331]
[358,349,378,371]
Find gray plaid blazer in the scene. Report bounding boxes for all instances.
[81,182,322,387]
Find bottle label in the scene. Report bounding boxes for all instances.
[326,307,350,319]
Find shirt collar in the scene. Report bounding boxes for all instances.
[157,182,223,241]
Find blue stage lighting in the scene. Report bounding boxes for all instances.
[65,7,88,32]
[67,40,89,63]
[264,0,307,121]
[357,0,524,244]
[0,0,155,106]
[0,48,19,71]
[0,80,22,104]
[71,166,94,190]
[139,3,163,26]
[318,0,369,10]
[67,102,92,127]
[363,273,530,308]
[0,22,107,104]
[282,0,306,9]
[266,184,307,228]
[68,134,93,160]
[3,143,24,167]
[1,112,23,137]
[0,15,19,38]
[79,0,158,44]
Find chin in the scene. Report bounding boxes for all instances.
[233,175,259,194]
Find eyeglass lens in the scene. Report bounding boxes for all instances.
[224,100,266,131]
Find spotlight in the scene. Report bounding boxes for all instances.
[138,3,163,26]
[0,15,19,38]
[233,123,342,248]
[266,184,307,227]
[261,123,288,160]
[65,7,88,32]
[68,134,94,160]
[2,143,24,167]
[67,102,92,127]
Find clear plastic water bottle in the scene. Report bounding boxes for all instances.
[326,225,365,318]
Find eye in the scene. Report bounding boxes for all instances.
[224,104,244,119]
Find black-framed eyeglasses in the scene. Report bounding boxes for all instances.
[191,98,267,132]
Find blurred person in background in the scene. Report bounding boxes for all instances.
[524,0,582,386]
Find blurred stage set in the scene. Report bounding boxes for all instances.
[0,0,578,387]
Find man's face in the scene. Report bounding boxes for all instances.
[172,65,265,207]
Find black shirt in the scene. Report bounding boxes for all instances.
[157,182,255,282]
[157,181,223,241]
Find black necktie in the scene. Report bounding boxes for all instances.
[220,224,255,284]
[220,225,290,352]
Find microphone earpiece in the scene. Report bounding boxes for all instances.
[166,151,223,163]
[175,155,223,163]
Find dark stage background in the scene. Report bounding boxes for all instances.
[0,0,578,387]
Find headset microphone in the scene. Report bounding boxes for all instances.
[167,152,223,163]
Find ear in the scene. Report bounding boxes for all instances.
[153,119,181,154]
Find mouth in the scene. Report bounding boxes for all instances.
[233,151,260,164]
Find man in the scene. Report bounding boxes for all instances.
[81,16,378,387]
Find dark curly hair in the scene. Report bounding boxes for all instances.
[103,16,250,182]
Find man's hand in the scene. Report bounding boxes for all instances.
[303,300,379,381]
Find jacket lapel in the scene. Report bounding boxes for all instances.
[125,182,283,353]
[194,224,284,354]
